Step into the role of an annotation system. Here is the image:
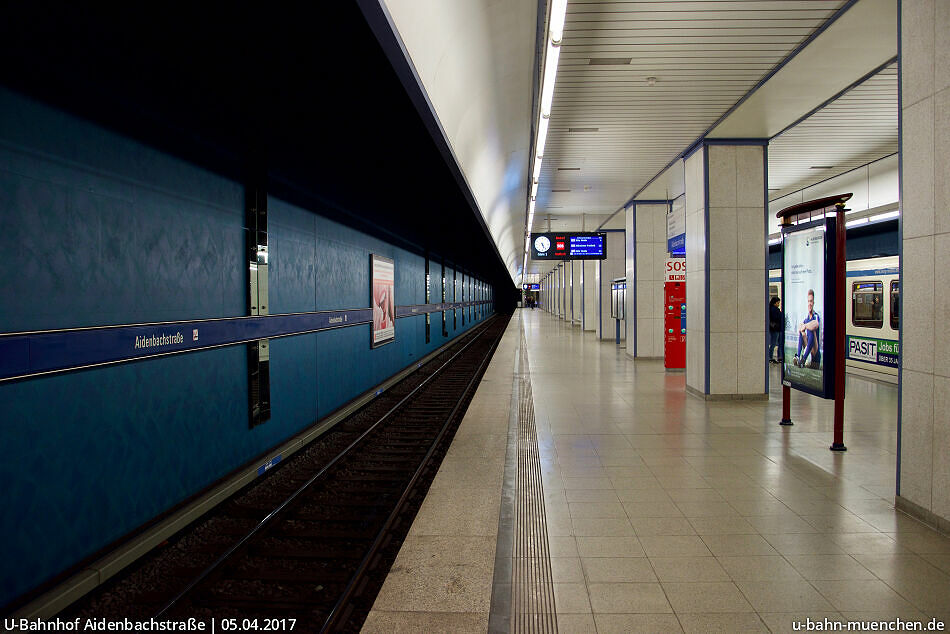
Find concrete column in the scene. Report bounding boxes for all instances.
[634,202,669,358]
[599,231,626,341]
[557,262,570,319]
[624,204,636,358]
[583,260,596,331]
[897,0,950,530]
[684,142,767,399]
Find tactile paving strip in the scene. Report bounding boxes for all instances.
[510,333,558,632]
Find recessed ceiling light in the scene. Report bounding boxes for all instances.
[568,127,599,133]
[557,167,581,171]
[810,165,834,169]
[551,189,571,192]
[588,58,631,65]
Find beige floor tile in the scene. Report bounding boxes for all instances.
[688,516,757,535]
[562,476,614,489]
[615,488,671,503]
[614,477,666,491]
[675,501,742,517]
[701,534,778,556]
[743,514,820,534]
[649,556,731,582]
[801,513,879,533]
[572,517,635,537]
[631,516,697,536]
[890,528,950,553]
[661,581,754,613]
[830,532,908,554]
[718,555,805,581]
[575,535,645,558]
[548,535,579,558]
[587,582,672,613]
[677,613,769,633]
[568,501,627,519]
[762,532,849,555]
[640,535,713,557]
[553,583,592,614]
[810,579,920,612]
[564,489,619,503]
[785,554,877,580]
[581,557,657,583]
[920,552,950,575]
[593,614,684,634]
[555,613,596,634]
[666,488,726,502]
[551,557,584,583]
[736,579,835,612]
[622,500,685,518]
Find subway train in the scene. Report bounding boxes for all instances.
[769,254,899,383]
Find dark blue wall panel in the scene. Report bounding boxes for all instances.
[0,87,495,607]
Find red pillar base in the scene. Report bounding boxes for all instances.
[779,384,793,426]
[830,443,847,452]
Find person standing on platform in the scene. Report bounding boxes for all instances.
[769,296,783,364]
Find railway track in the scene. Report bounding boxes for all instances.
[62,314,509,631]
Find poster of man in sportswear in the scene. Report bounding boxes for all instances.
[782,224,826,395]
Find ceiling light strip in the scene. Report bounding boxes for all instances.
[524,0,569,274]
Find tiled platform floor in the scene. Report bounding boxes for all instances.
[365,309,950,633]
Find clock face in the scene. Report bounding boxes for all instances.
[534,236,551,253]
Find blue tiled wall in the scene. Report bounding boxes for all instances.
[0,88,491,607]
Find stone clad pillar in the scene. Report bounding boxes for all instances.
[583,260,596,331]
[684,141,767,399]
[897,0,950,529]
[633,202,669,358]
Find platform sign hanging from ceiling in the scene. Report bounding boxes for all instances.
[370,254,395,348]
[530,232,607,260]
[667,197,685,255]
[781,218,838,398]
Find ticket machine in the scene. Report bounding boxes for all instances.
[664,260,686,369]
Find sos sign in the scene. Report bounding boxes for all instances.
[665,259,686,282]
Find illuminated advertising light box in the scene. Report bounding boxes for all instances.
[370,254,395,348]
[530,232,607,260]
[781,218,838,398]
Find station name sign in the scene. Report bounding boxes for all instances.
[530,232,607,260]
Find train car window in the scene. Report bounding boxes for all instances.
[852,281,884,328]
[890,281,900,330]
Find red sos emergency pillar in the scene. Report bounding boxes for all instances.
[664,259,686,370]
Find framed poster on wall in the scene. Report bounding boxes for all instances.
[370,254,395,348]
[781,218,838,398]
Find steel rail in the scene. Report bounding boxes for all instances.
[152,318,496,619]
[320,317,504,632]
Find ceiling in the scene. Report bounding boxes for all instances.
[767,62,898,199]
[383,0,899,282]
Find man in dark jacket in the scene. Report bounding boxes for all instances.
[769,296,783,364]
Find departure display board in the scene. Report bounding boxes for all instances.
[531,232,607,260]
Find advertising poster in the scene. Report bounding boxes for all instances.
[371,254,395,348]
[782,223,826,395]
[667,196,686,255]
